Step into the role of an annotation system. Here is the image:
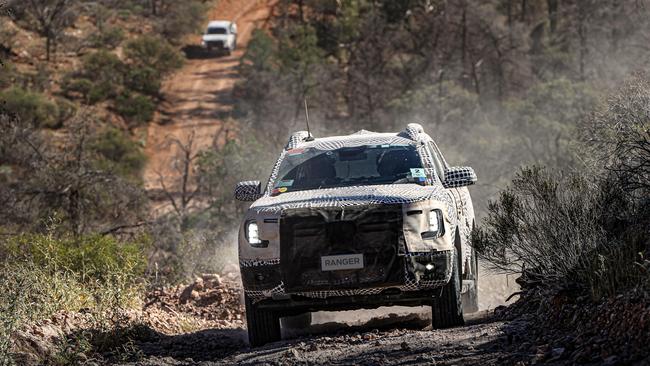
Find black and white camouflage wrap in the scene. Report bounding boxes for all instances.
[238,123,477,302]
[242,250,455,301]
[234,181,262,202]
[443,166,478,188]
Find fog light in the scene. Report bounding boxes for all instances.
[255,273,265,281]
[425,263,434,271]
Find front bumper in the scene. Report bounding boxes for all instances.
[202,40,228,49]
[240,249,453,304]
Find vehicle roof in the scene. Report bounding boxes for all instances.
[207,20,232,28]
[298,131,416,151]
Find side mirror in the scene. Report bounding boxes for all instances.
[234,181,263,202]
[442,167,477,188]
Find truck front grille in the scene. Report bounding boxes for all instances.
[280,205,406,293]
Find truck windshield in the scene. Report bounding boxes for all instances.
[271,145,426,194]
[206,27,227,35]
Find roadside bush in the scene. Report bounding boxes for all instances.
[54,96,77,126]
[0,87,59,128]
[61,75,93,101]
[88,26,125,49]
[91,128,147,180]
[156,0,207,45]
[124,36,183,78]
[2,233,147,283]
[0,61,16,89]
[124,66,161,96]
[114,92,155,127]
[0,233,148,363]
[584,74,650,195]
[472,167,648,298]
[63,50,125,104]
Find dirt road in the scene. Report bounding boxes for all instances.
[142,0,274,195]
[120,311,523,365]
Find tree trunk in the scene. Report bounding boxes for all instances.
[547,0,558,34]
[45,31,51,62]
[460,4,467,82]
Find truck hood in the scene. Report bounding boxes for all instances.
[249,184,452,213]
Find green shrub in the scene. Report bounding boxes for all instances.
[91,128,147,179]
[156,1,207,45]
[64,50,125,104]
[124,36,183,77]
[88,26,125,49]
[114,92,155,126]
[0,61,16,89]
[54,97,77,125]
[0,233,147,348]
[2,233,147,282]
[61,75,93,100]
[473,167,648,298]
[124,66,161,96]
[0,87,59,128]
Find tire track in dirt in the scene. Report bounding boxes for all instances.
[142,0,274,197]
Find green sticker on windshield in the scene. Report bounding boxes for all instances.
[410,168,426,178]
[276,179,294,187]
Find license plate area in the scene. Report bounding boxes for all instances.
[321,254,364,271]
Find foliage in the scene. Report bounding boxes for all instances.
[474,76,650,299]
[155,0,207,45]
[2,232,147,284]
[473,167,648,298]
[90,128,147,181]
[0,111,147,235]
[0,232,147,364]
[124,35,184,78]
[8,0,79,61]
[0,87,60,128]
[87,26,125,49]
[62,50,125,104]
[114,92,155,127]
[124,66,161,96]
[584,74,650,194]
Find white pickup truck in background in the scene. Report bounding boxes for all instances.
[201,20,238,55]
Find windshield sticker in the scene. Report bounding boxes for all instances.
[287,148,305,156]
[276,179,294,187]
[271,187,288,196]
[410,168,426,178]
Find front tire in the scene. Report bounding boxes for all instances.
[245,294,281,347]
[431,241,464,328]
[462,248,479,313]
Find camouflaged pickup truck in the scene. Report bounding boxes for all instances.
[234,123,478,346]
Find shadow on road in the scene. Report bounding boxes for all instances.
[182,45,230,60]
[118,310,495,364]
[133,327,248,362]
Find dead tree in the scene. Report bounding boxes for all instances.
[156,131,203,231]
[9,0,77,61]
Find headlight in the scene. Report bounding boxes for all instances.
[422,209,444,239]
[245,221,268,248]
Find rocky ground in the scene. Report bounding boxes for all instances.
[11,264,650,365]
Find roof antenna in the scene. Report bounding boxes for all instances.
[304,98,315,141]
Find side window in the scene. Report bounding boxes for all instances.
[426,142,445,182]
